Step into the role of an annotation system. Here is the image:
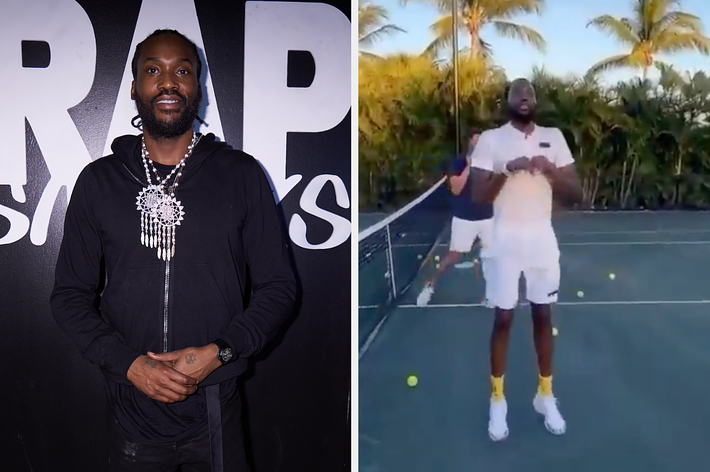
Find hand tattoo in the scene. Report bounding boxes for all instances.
[145,359,158,369]
[186,353,197,364]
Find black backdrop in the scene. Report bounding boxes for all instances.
[0,1,351,471]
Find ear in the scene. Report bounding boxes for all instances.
[130,81,136,100]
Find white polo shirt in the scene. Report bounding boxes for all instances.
[470,123,574,262]
[470,122,574,227]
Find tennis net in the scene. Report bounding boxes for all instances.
[358,177,451,347]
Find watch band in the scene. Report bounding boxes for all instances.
[213,338,234,365]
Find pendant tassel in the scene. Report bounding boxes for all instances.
[140,212,145,246]
[137,133,197,261]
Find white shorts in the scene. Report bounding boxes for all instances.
[449,217,493,255]
[485,224,560,310]
[485,257,560,310]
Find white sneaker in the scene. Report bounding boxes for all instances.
[416,284,434,306]
[488,397,509,441]
[533,393,566,435]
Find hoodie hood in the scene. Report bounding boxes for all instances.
[110,132,230,184]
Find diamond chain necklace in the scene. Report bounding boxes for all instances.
[136,133,200,261]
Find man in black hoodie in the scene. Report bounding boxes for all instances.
[50,29,296,471]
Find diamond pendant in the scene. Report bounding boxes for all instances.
[136,188,185,260]
[137,133,196,261]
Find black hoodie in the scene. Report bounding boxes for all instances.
[50,133,296,441]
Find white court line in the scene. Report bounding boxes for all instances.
[358,300,710,310]
[562,240,710,246]
[557,210,710,214]
[561,228,710,235]
[359,313,390,360]
[357,299,710,357]
[392,240,710,249]
[391,299,710,309]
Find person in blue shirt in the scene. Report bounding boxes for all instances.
[416,129,494,306]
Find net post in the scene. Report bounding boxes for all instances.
[385,223,397,300]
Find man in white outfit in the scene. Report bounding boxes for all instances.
[469,78,583,441]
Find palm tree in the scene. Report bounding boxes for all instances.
[402,0,545,60]
[359,0,405,58]
[586,0,710,80]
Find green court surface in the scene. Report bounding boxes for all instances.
[359,211,710,471]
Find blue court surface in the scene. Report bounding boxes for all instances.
[359,211,710,472]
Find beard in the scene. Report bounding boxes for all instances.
[135,90,200,140]
[508,106,535,124]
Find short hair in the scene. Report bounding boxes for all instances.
[506,77,535,101]
[131,29,202,81]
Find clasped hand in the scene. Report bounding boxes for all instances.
[505,155,553,174]
[127,344,221,404]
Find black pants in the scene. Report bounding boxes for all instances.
[107,388,250,472]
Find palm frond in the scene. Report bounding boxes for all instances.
[360,24,407,47]
[480,0,544,20]
[586,54,635,77]
[492,21,546,51]
[399,0,451,13]
[655,61,684,90]
[655,11,705,33]
[358,1,405,48]
[654,32,710,54]
[359,50,385,60]
[358,2,387,35]
[425,14,470,57]
[587,15,640,46]
[635,0,679,30]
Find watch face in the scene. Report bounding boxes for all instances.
[221,348,233,362]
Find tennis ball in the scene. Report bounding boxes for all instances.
[407,374,418,387]
[417,254,423,260]
[577,290,584,298]
[435,263,440,269]
[434,255,440,261]
[552,326,558,336]
[609,273,616,280]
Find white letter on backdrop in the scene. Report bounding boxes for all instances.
[0,0,96,245]
[243,1,351,203]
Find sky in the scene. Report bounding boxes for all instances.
[362,0,710,85]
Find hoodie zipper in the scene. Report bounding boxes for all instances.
[163,260,171,352]
[124,162,172,351]
[125,134,205,353]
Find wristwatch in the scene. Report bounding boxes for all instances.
[213,338,234,365]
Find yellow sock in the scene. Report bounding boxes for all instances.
[491,375,504,401]
[538,375,553,396]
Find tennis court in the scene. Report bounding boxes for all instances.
[359,202,710,471]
